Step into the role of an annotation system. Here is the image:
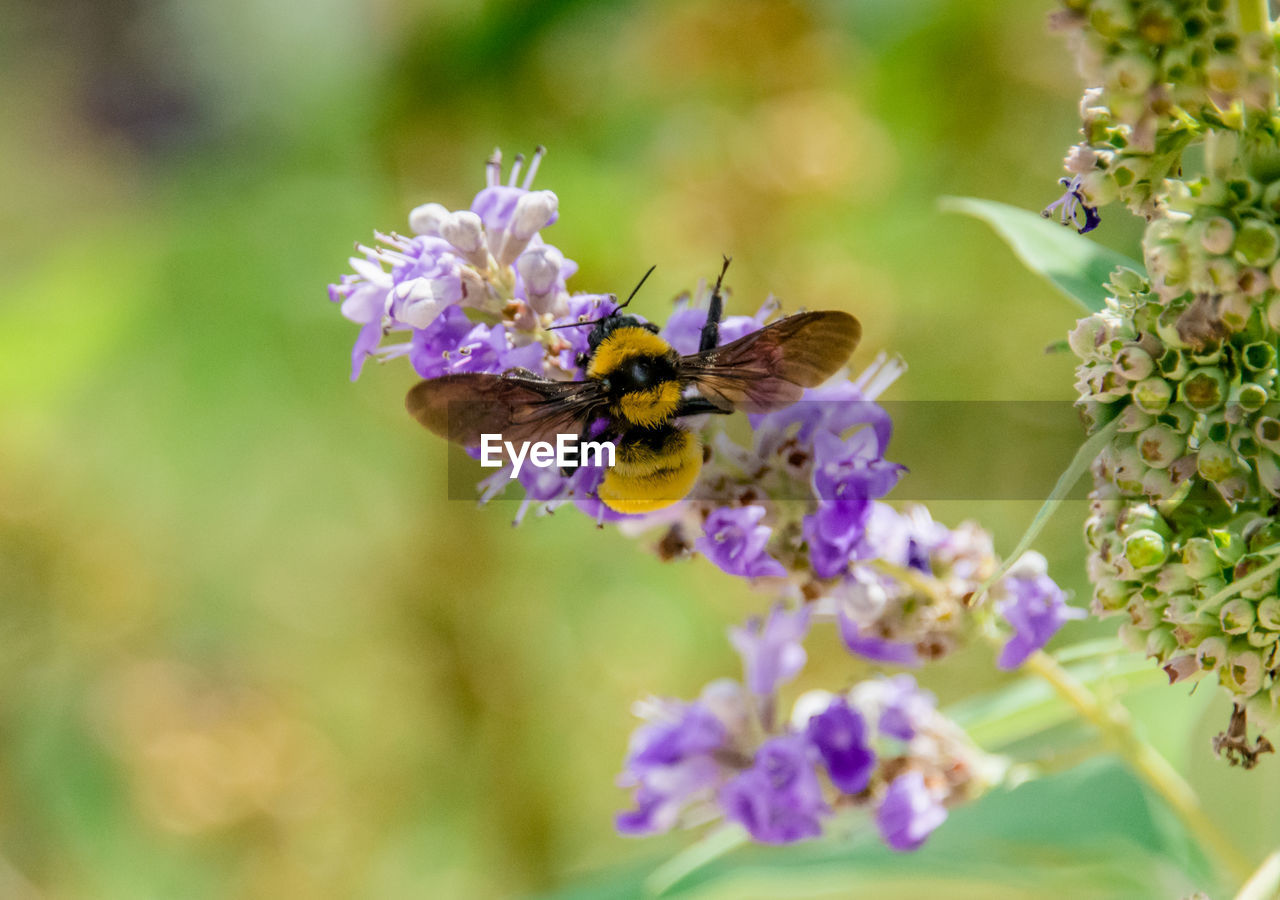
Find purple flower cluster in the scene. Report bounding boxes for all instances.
[616,606,970,849]
[328,147,583,383]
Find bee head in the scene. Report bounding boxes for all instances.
[547,265,657,348]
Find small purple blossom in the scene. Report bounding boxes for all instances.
[696,505,787,579]
[995,552,1084,670]
[838,610,922,666]
[806,698,876,794]
[803,500,871,579]
[1041,174,1101,234]
[616,702,728,836]
[811,428,904,502]
[876,771,948,851]
[720,735,828,844]
[873,675,937,741]
[729,604,811,696]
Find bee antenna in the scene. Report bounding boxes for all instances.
[545,265,656,331]
[616,264,656,312]
[714,255,732,293]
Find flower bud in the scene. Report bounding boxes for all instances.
[1198,216,1236,255]
[1195,636,1229,674]
[392,277,451,328]
[516,246,565,315]
[1141,468,1179,499]
[1234,219,1280,267]
[1068,315,1108,358]
[1182,538,1223,579]
[1115,344,1154,380]
[440,210,486,255]
[1224,646,1265,695]
[510,190,559,241]
[1236,383,1269,413]
[1180,368,1227,412]
[1146,625,1179,659]
[1220,598,1257,635]
[409,202,449,236]
[1257,452,1280,497]
[1238,266,1269,296]
[1211,526,1247,566]
[1136,423,1183,468]
[1105,53,1157,95]
[1257,597,1280,630]
[1093,578,1131,613]
[1158,348,1189,380]
[1196,441,1238,482]
[1242,341,1277,373]
[1132,377,1173,414]
[1117,404,1153,432]
[1256,417,1280,451]
[1124,529,1169,572]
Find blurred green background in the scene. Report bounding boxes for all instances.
[4,0,1279,897]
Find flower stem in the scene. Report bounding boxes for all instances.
[1021,649,1253,883]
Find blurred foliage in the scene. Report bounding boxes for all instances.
[1,0,1275,896]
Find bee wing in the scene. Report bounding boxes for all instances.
[405,373,607,447]
[679,310,861,412]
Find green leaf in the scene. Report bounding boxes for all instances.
[940,195,1143,314]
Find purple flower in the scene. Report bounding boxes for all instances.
[750,366,901,457]
[549,293,617,375]
[729,605,811,696]
[696,505,787,579]
[806,698,875,794]
[616,702,727,836]
[1041,174,1101,234]
[470,147,557,233]
[837,610,921,666]
[811,429,903,503]
[873,675,936,741]
[876,771,947,851]
[995,553,1084,670]
[720,735,827,844]
[662,298,773,356]
[803,499,870,579]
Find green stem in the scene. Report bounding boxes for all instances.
[1234,848,1280,900]
[1021,650,1253,883]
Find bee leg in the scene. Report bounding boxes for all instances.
[698,255,732,352]
[675,397,733,419]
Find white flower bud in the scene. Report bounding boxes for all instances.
[516,245,564,300]
[392,278,448,329]
[510,190,558,240]
[409,202,449,236]
[440,210,486,255]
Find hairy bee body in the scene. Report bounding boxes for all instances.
[598,426,703,514]
[405,260,861,512]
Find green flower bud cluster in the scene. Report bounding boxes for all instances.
[1052,0,1278,221]
[1056,2,1280,762]
[1074,266,1280,732]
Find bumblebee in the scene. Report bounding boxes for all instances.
[406,259,860,513]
